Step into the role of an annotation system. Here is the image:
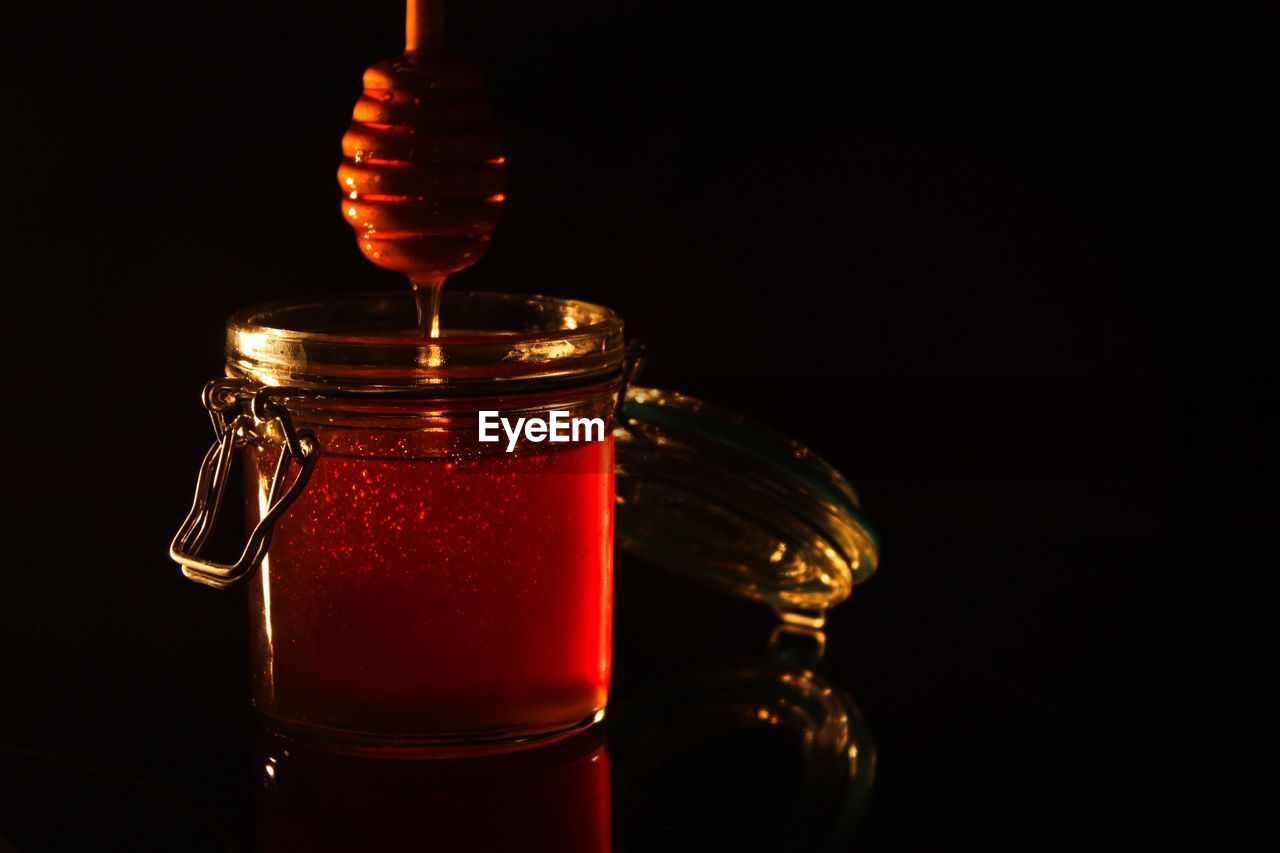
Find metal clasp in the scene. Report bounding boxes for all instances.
[769,608,828,665]
[169,379,319,589]
[614,338,647,422]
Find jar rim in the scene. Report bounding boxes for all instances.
[227,290,626,390]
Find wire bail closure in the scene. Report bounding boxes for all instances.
[169,379,318,589]
[172,342,636,590]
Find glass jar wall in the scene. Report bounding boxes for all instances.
[226,292,625,750]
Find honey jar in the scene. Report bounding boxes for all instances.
[171,290,877,752]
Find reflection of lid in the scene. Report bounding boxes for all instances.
[614,387,879,612]
[607,658,874,852]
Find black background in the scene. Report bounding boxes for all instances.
[5,1,1277,849]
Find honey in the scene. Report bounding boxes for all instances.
[248,430,614,743]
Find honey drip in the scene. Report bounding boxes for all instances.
[339,2,506,338]
[412,276,445,338]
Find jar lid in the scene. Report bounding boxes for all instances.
[614,388,879,611]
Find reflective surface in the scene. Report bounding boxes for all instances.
[5,526,1271,851]
[249,648,870,853]
[255,729,610,852]
[0,552,875,852]
[607,654,872,853]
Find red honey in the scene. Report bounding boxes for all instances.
[248,431,614,743]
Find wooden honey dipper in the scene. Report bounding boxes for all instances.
[338,0,507,336]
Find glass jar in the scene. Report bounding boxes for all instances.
[174,291,624,750]
[171,290,879,753]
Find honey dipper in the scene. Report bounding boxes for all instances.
[338,0,506,335]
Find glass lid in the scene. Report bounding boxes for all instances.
[614,387,879,612]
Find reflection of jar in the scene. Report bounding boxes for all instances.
[171,290,879,753]
[255,729,610,852]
